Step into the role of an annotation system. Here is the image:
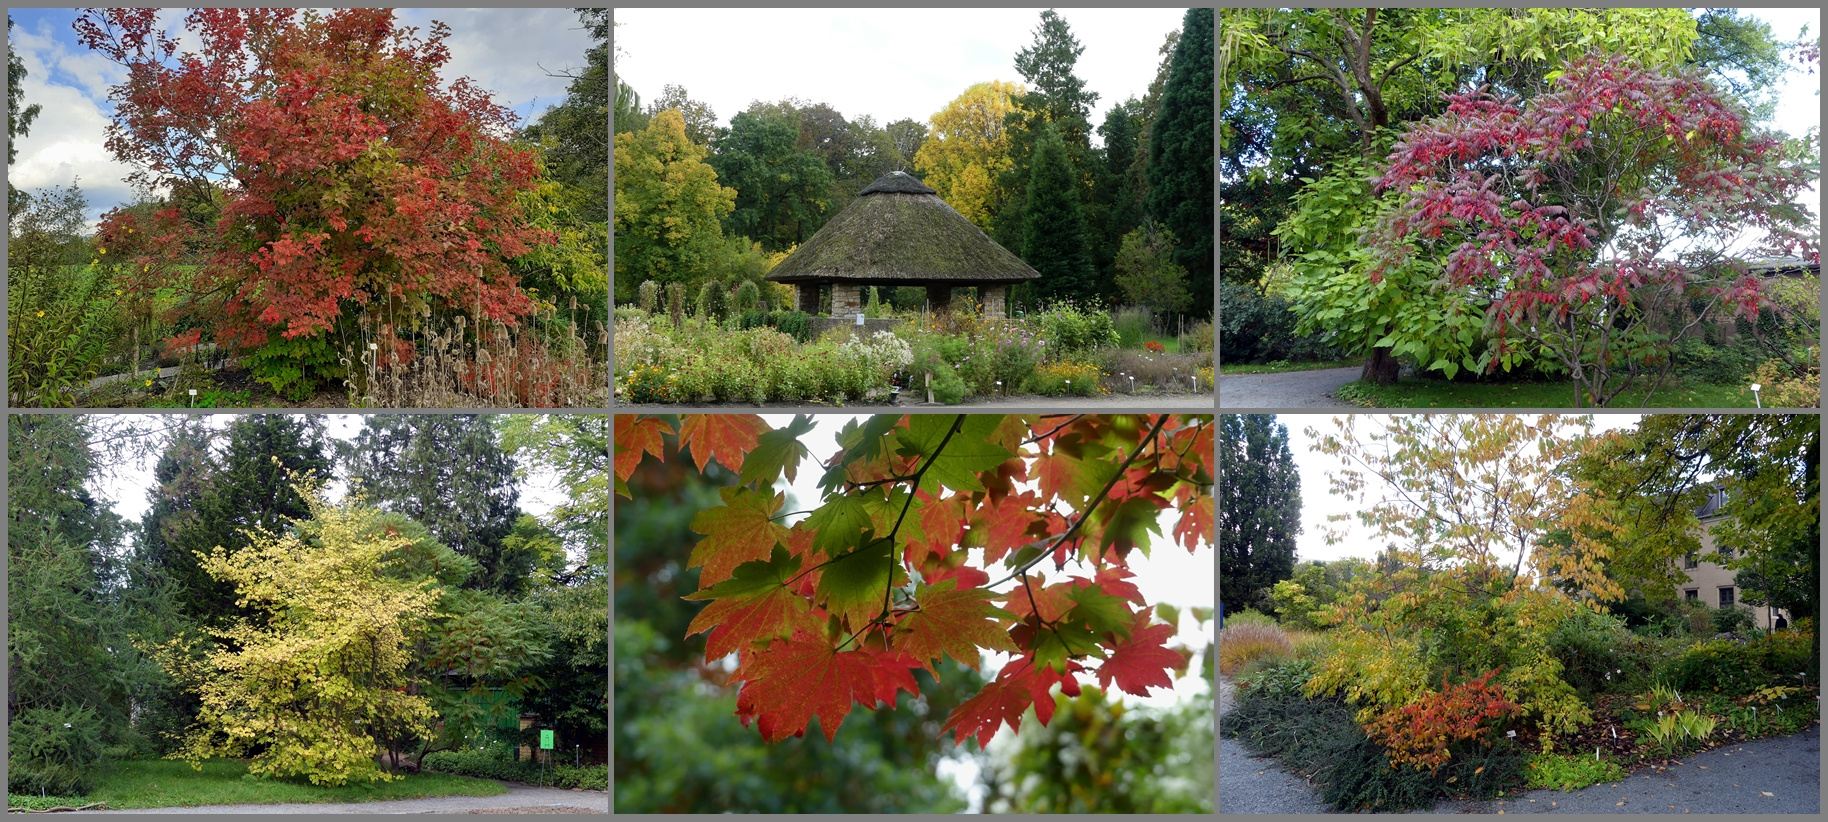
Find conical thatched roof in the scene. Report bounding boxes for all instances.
[765,171,1040,285]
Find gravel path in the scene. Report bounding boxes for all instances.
[1218,366,1360,409]
[1219,674,1819,815]
[1218,675,1329,814]
[63,784,608,815]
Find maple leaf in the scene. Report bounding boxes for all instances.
[733,633,875,743]
[1174,491,1215,552]
[814,533,905,630]
[612,415,669,489]
[892,580,1018,675]
[999,576,1073,623]
[803,493,873,559]
[898,414,1014,493]
[939,676,1032,749]
[1091,495,1168,561]
[683,547,819,661]
[1096,611,1185,697]
[1064,584,1135,638]
[688,487,790,587]
[679,414,770,475]
[738,414,815,488]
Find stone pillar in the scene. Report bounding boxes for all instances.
[927,284,953,314]
[981,284,1007,317]
[796,283,820,314]
[832,282,863,318]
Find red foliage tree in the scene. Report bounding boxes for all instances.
[1369,55,1818,406]
[76,8,552,396]
[615,413,1214,747]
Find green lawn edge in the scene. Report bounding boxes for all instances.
[12,758,511,810]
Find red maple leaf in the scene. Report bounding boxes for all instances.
[679,414,770,475]
[733,634,916,743]
[683,551,821,661]
[1096,611,1184,697]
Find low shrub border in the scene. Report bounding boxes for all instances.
[421,745,607,791]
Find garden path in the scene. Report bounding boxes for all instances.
[1218,366,1359,408]
[60,784,609,814]
[1220,672,1820,815]
[1217,674,1329,814]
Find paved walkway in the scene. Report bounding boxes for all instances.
[1218,366,1359,408]
[1219,673,1820,814]
[62,784,608,814]
[617,392,1215,411]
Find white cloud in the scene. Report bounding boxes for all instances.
[9,16,140,224]
[614,7,1189,141]
[400,7,596,126]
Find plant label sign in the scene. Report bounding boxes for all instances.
[540,730,554,750]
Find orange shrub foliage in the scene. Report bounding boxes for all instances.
[1363,668,1520,771]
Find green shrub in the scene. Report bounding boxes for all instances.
[422,744,605,790]
[1032,300,1119,356]
[1235,658,1316,700]
[732,280,760,314]
[1548,607,1655,694]
[8,705,106,797]
[1749,628,1814,685]
[637,279,661,313]
[773,310,813,343]
[1218,282,1340,364]
[1713,605,1755,635]
[1524,752,1627,791]
[1112,305,1153,348]
[1660,639,1762,695]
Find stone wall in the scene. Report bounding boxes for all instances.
[832,283,862,317]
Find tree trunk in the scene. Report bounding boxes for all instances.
[1361,345,1400,385]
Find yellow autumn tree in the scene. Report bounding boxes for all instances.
[613,108,736,299]
[1299,414,1625,746]
[144,483,441,786]
[913,80,1026,228]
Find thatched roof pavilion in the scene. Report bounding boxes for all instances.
[765,171,1040,317]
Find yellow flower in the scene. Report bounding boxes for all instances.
[91,259,99,265]
[144,379,153,386]
[99,247,106,254]
[548,205,557,213]
[36,311,44,317]
[115,289,123,296]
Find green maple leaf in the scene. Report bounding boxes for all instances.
[892,580,1018,674]
[815,533,905,630]
[898,414,1013,494]
[1031,621,1103,674]
[739,414,816,488]
[804,493,873,560]
[688,487,790,587]
[683,547,819,661]
[1064,584,1135,639]
[1093,496,1166,561]
[818,414,905,491]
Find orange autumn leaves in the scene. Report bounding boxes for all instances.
[614,414,1214,746]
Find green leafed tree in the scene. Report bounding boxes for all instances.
[613,108,736,302]
[1143,7,1213,317]
[1218,414,1300,611]
[1021,122,1098,305]
[344,415,529,596]
[710,110,836,253]
[8,14,43,214]
[8,416,132,796]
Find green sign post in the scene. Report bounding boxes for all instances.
[540,729,554,750]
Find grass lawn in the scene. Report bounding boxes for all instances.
[30,757,509,809]
[1336,376,1759,408]
[1219,358,1361,375]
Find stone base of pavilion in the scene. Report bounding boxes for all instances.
[793,282,1011,319]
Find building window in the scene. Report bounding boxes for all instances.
[1684,552,1698,569]
[1719,587,1735,609]
[1720,547,1735,561]
[1684,589,1698,602]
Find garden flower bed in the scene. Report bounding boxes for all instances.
[612,299,1213,405]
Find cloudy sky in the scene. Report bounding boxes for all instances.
[613,7,1190,142]
[7,8,596,225]
[1274,413,1642,565]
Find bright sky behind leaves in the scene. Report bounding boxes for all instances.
[613,7,1189,146]
[1280,413,1642,565]
[7,7,596,225]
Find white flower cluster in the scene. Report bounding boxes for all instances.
[841,330,914,376]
